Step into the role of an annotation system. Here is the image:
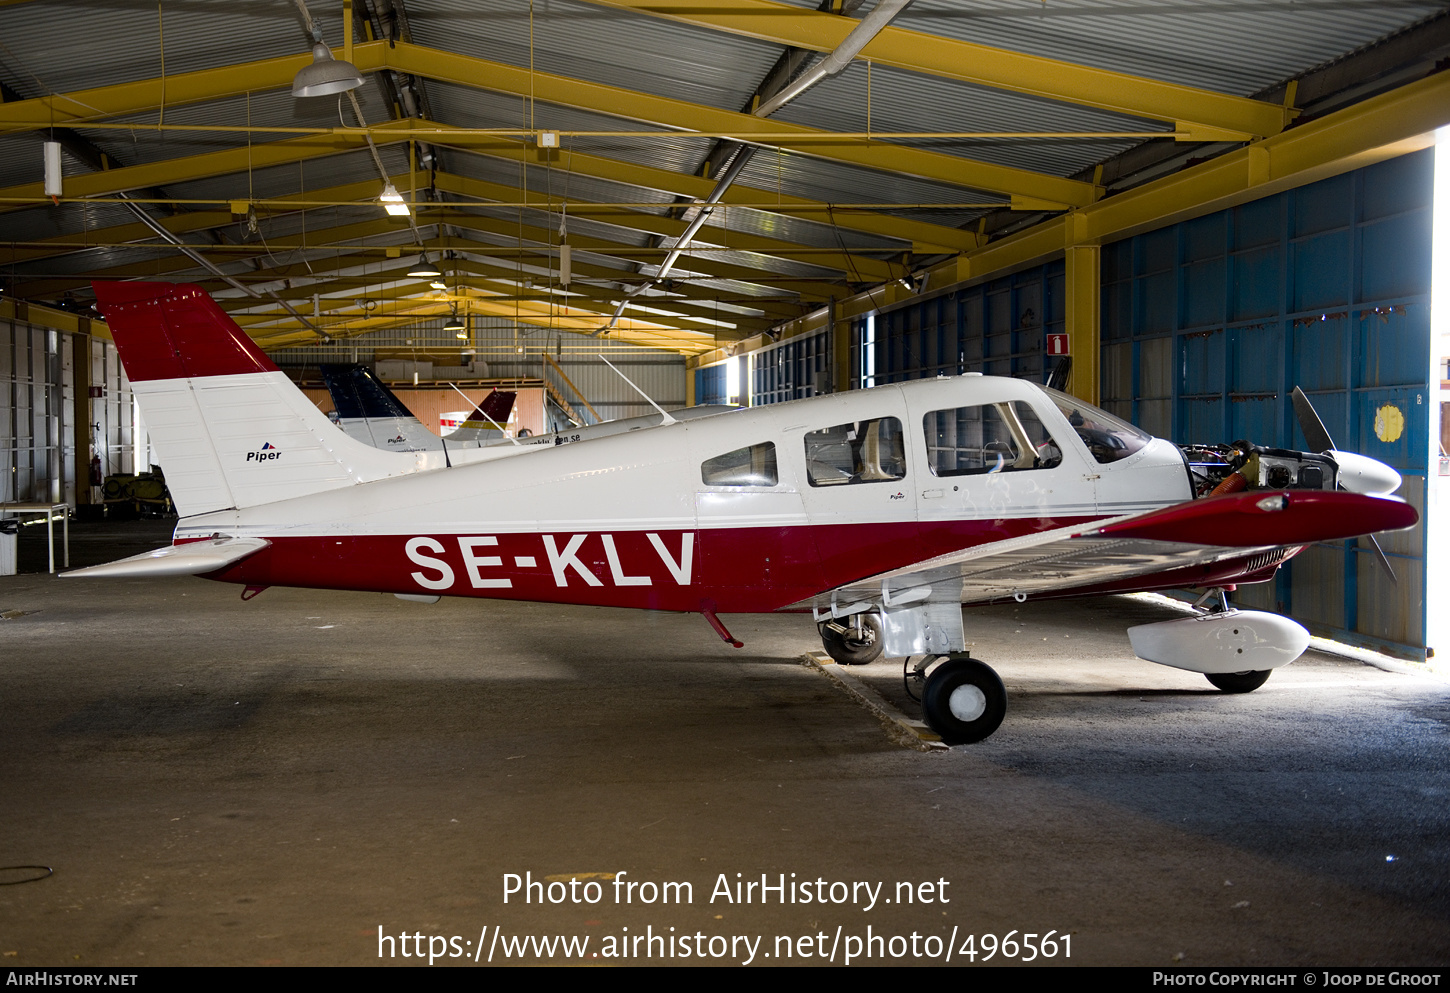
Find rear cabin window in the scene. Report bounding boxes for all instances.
[924,401,1063,476]
[701,442,778,487]
[804,417,906,487]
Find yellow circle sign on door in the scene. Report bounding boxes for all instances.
[1373,404,1404,444]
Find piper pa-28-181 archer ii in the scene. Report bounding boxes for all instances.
[68,281,1418,744]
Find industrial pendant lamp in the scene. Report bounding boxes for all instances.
[379,182,410,216]
[408,252,441,278]
[291,42,363,97]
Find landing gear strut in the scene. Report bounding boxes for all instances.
[818,612,883,665]
[1191,587,1273,694]
[921,654,1007,745]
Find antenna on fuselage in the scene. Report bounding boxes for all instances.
[599,355,677,426]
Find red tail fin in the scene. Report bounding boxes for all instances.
[477,390,517,424]
[92,281,279,382]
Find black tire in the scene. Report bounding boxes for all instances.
[1205,669,1271,693]
[922,657,1007,745]
[818,613,884,665]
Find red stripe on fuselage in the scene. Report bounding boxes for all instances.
[202,516,1100,613]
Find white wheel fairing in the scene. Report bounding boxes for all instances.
[1127,609,1309,674]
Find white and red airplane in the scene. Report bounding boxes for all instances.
[67,281,1417,744]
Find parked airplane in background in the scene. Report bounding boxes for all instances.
[510,403,740,448]
[67,281,1417,744]
[319,362,737,455]
[321,363,517,452]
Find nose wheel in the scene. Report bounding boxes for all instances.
[1205,669,1271,693]
[920,654,1007,745]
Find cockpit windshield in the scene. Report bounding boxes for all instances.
[1038,386,1152,465]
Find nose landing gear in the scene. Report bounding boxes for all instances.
[1205,669,1272,693]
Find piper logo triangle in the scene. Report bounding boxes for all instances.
[247,443,281,463]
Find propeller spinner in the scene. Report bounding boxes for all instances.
[1290,387,1403,582]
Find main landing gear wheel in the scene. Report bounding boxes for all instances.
[922,656,1007,745]
[1205,669,1272,693]
[818,613,884,665]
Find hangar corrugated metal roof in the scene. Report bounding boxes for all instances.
[408,0,788,113]
[0,1,1444,354]
[895,0,1442,95]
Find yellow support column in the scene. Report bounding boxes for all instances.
[1064,245,1100,405]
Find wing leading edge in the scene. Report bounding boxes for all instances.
[785,490,1418,611]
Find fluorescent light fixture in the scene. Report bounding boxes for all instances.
[292,42,363,98]
[380,182,410,216]
[43,141,62,197]
[408,252,441,278]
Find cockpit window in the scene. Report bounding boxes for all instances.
[1039,386,1151,465]
[924,401,1063,476]
[701,442,778,487]
[804,417,906,487]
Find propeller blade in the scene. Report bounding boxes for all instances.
[1047,356,1072,392]
[1291,386,1336,453]
[1366,533,1398,586]
[1291,386,1400,583]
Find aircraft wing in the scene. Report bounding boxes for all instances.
[61,537,271,579]
[786,489,1418,611]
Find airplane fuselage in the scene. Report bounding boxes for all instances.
[82,280,1420,742]
[180,375,1208,613]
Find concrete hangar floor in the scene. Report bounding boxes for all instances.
[2,521,1448,967]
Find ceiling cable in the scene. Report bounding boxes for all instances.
[595,0,913,336]
[343,89,423,244]
[115,193,322,335]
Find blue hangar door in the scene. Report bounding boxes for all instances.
[1099,150,1434,660]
